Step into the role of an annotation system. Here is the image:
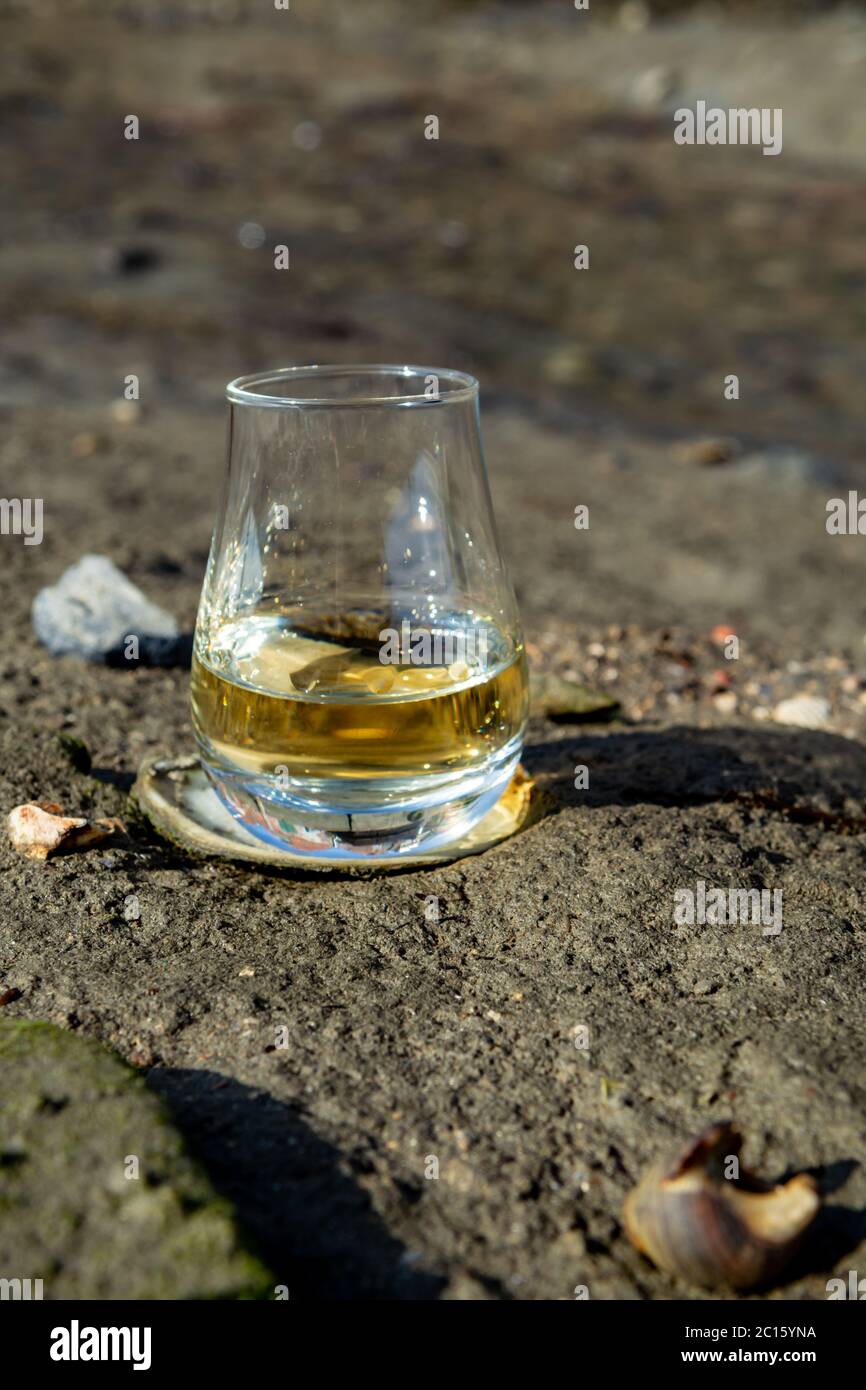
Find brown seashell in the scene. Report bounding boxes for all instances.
[622,1122,820,1291]
[6,802,121,860]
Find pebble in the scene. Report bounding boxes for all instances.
[530,673,619,721]
[772,694,831,729]
[618,0,650,32]
[292,121,321,151]
[436,220,469,249]
[632,65,677,109]
[678,437,743,467]
[729,448,826,487]
[129,1046,156,1069]
[32,554,183,665]
[713,690,738,714]
[110,399,141,425]
[237,221,265,249]
[542,345,594,386]
[71,432,106,458]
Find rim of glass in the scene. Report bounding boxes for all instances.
[225,363,479,408]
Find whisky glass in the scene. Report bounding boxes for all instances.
[191,365,528,861]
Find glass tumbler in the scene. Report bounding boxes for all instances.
[190,365,528,861]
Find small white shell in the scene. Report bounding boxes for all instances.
[772,695,830,729]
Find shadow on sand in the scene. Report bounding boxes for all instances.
[147,1067,445,1301]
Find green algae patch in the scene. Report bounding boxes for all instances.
[0,1020,272,1299]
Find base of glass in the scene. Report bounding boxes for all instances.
[200,753,522,863]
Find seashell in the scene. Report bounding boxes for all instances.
[622,1122,820,1291]
[6,802,121,860]
[772,695,830,729]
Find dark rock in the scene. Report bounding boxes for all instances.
[98,244,161,276]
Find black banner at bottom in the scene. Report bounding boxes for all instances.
[4,1296,862,1376]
